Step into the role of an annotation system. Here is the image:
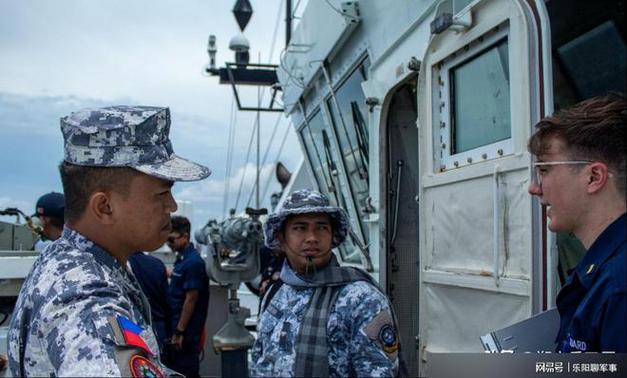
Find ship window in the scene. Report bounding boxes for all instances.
[326,60,370,244]
[451,39,511,153]
[436,25,512,170]
[299,110,336,197]
[298,109,363,264]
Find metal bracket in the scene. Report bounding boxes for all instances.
[216,62,284,112]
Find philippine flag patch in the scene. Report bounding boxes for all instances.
[116,315,154,356]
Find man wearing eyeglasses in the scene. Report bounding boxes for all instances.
[166,215,209,377]
[527,94,626,353]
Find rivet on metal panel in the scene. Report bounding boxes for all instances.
[497,149,504,156]
[407,56,421,72]
[467,157,472,163]
[453,161,459,167]
[482,153,488,159]
[440,121,445,128]
[365,97,380,113]
[441,143,446,149]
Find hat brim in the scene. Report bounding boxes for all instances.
[134,154,211,182]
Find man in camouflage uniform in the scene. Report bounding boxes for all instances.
[7,106,211,377]
[250,189,403,377]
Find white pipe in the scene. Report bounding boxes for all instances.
[493,164,501,287]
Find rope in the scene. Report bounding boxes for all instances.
[233,117,258,211]
[260,120,293,202]
[236,0,287,211]
[246,113,283,208]
[222,97,237,217]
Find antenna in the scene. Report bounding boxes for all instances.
[206,35,218,74]
[203,0,283,112]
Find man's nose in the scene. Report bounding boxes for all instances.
[167,192,178,213]
[528,181,542,196]
[304,228,318,242]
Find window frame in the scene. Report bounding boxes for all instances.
[296,107,364,264]
[435,24,513,171]
[323,57,371,244]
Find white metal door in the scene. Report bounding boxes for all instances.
[415,0,550,374]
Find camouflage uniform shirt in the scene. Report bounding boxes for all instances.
[7,227,166,377]
[250,279,400,377]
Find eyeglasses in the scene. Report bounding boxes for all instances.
[532,160,592,186]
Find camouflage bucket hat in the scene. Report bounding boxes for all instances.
[61,106,211,181]
[263,189,351,250]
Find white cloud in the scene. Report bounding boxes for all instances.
[0,0,305,229]
[0,0,288,118]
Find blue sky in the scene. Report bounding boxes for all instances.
[0,0,303,230]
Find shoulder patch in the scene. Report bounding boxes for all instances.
[363,310,400,358]
[108,315,154,356]
[129,354,166,378]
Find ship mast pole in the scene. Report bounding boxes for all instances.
[286,0,292,46]
[256,53,261,209]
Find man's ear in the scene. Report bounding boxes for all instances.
[586,162,609,194]
[87,191,115,225]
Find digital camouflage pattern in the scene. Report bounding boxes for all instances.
[7,227,169,377]
[263,189,351,250]
[250,278,400,377]
[61,105,211,182]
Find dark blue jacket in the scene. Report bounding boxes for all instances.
[555,213,626,352]
[167,244,209,350]
[128,251,171,351]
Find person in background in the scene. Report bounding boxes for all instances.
[128,251,172,361]
[527,94,626,352]
[33,191,65,244]
[166,215,210,378]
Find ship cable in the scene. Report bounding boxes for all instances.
[223,96,238,217]
[245,112,283,208]
[236,0,286,211]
